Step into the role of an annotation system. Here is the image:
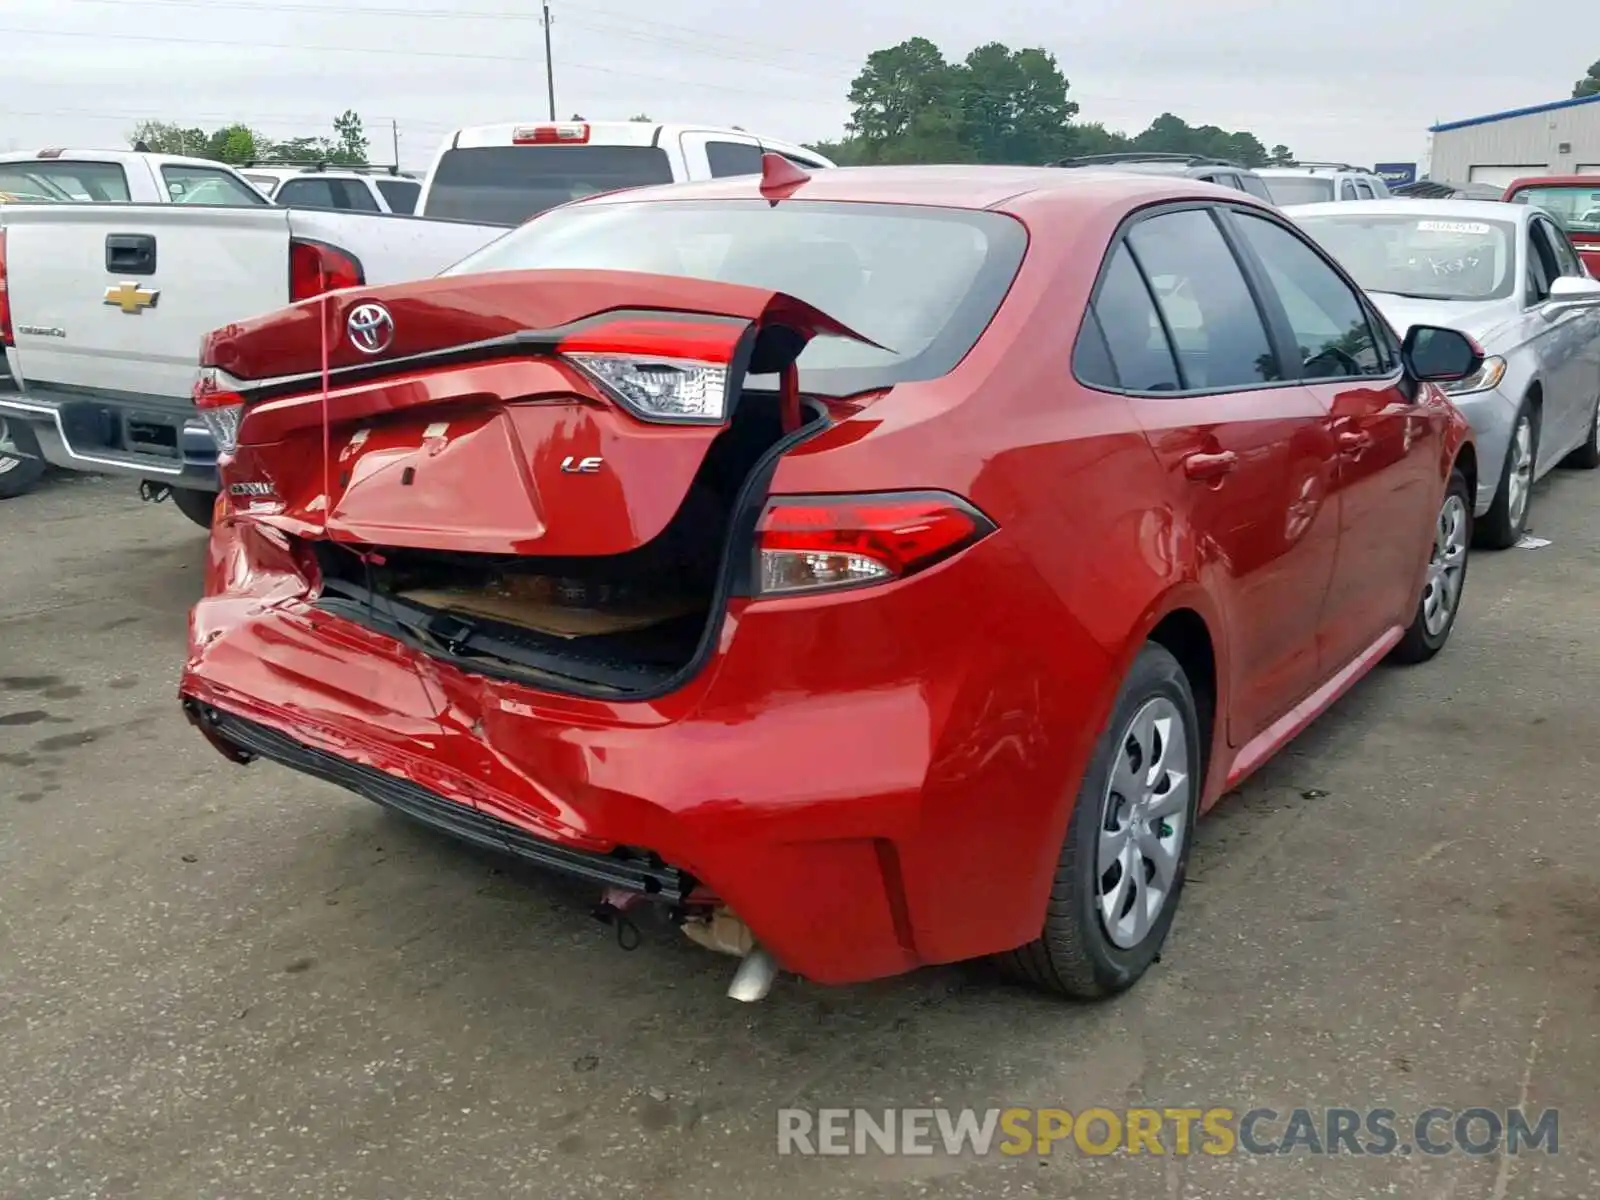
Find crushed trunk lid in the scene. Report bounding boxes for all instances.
[202,268,875,555]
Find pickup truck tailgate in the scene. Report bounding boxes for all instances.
[2,204,293,398]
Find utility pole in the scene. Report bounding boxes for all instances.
[542,0,556,121]
[392,119,400,169]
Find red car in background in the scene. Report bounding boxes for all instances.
[1504,175,1600,273]
[180,160,1481,1002]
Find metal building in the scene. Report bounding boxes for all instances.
[1428,93,1600,187]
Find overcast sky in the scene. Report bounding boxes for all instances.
[0,0,1572,170]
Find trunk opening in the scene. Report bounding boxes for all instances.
[310,392,826,697]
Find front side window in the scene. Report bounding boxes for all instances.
[1340,180,1358,201]
[1294,213,1519,302]
[162,165,269,206]
[1232,212,1388,379]
[1355,181,1375,199]
[1126,208,1280,389]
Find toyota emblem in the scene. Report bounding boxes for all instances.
[346,302,395,355]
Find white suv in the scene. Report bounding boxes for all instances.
[240,165,422,214]
[1256,162,1392,207]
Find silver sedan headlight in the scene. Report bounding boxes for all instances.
[1440,354,1506,396]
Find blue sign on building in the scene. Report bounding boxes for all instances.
[1375,162,1419,186]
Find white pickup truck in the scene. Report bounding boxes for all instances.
[0,202,507,518]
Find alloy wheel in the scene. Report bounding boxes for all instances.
[1097,697,1191,950]
[1506,415,1534,531]
[1423,491,1468,637]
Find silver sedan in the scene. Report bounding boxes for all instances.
[1290,198,1600,547]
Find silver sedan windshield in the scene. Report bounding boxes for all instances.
[1296,213,1519,302]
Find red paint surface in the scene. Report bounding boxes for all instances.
[181,172,1474,986]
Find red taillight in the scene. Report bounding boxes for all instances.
[559,314,749,424]
[289,238,364,302]
[0,229,12,347]
[755,492,996,596]
[512,123,590,145]
[192,367,246,455]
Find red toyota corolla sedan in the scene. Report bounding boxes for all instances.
[180,160,1480,1001]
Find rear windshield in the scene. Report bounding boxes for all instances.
[423,146,675,224]
[443,199,1029,394]
[1294,213,1519,301]
[1264,176,1336,205]
[1507,184,1600,234]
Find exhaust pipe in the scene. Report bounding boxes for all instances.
[727,946,780,1002]
[680,906,782,1001]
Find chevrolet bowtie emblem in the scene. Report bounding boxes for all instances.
[103,281,159,315]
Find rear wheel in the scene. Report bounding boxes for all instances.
[1391,468,1471,665]
[0,418,47,500]
[1476,405,1535,549]
[169,487,218,529]
[997,643,1200,999]
[1562,396,1600,470]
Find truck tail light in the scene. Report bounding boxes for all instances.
[754,492,996,596]
[0,229,13,347]
[193,367,246,455]
[559,315,750,424]
[512,123,590,145]
[289,238,364,302]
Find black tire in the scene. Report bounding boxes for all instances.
[996,643,1202,999]
[1562,396,1600,470]
[1476,403,1536,550]
[1391,467,1471,665]
[0,419,47,500]
[169,487,218,529]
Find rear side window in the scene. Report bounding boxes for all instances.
[376,178,421,213]
[0,161,130,201]
[163,165,269,206]
[423,145,675,224]
[1078,244,1180,391]
[1231,212,1389,378]
[1126,208,1279,389]
[705,140,764,177]
[275,178,379,212]
[1355,181,1375,199]
[444,198,1027,394]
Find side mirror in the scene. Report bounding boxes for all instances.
[1400,325,1484,384]
[1542,274,1600,314]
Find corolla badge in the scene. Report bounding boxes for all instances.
[346,302,395,355]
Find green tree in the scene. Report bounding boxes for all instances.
[127,119,208,156]
[329,109,369,165]
[956,43,1079,163]
[845,36,965,156]
[205,123,260,164]
[630,112,653,122]
[1574,61,1600,98]
[1269,143,1293,165]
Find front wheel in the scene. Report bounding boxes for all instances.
[1476,405,1535,549]
[0,418,47,500]
[169,487,218,529]
[1391,467,1471,665]
[996,642,1201,999]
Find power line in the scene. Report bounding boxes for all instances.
[0,24,840,101]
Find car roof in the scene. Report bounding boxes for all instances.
[1287,197,1532,224]
[1256,166,1370,178]
[578,163,1266,214]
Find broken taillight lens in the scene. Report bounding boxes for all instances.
[755,492,996,596]
[560,316,748,424]
[193,367,246,455]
